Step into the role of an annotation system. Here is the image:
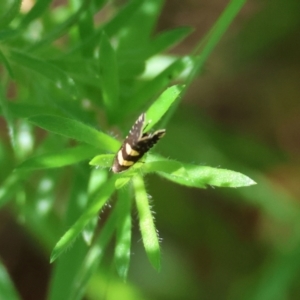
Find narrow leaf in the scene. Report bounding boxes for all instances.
[71,190,123,299]
[0,82,16,149]
[159,160,256,188]
[147,154,256,188]
[89,154,114,168]
[25,2,89,52]
[144,160,190,178]
[147,26,193,57]
[103,0,143,37]
[195,166,256,188]
[124,57,190,115]
[115,189,132,280]
[19,0,52,27]
[146,84,184,130]
[77,6,94,57]
[9,50,77,97]
[48,167,90,300]
[50,177,116,263]
[0,50,14,78]
[83,168,108,245]
[16,145,99,170]
[0,0,21,28]
[116,177,134,189]
[133,175,161,271]
[0,261,21,300]
[0,173,24,208]
[0,29,21,42]
[5,102,59,118]
[64,0,142,57]
[98,33,119,119]
[28,115,120,152]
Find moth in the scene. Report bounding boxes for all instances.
[112,113,166,173]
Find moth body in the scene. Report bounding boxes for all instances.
[112,113,165,173]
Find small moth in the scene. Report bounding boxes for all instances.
[112,113,166,173]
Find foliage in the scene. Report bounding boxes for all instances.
[0,0,261,299]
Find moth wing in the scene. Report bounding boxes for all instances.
[134,129,166,153]
[124,113,145,147]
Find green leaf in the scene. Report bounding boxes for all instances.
[64,0,142,57]
[146,84,184,130]
[18,0,52,27]
[87,168,108,196]
[192,165,256,188]
[0,172,24,208]
[9,50,77,97]
[48,167,90,300]
[14,170,63,250]
[3,102,59,118]
[116,0,164,65]
[83,168,108,245]
[0,29,20,42]
[143,159,189,177]
[158,160,256,188]
[50,177,116,263]
[0,261,21,300]
[28,115,120,152]
[0,49,14,78]
[112,0,164,81]
[0,0,22,28]
[92,0,108,11]
[0,81,16,149]
[98,33,119,120]
[70,189,122,299]
[16,145,99,170]
[115,189,132,280]
[112,164,145,189]
[146,154,256,188]
[133,175,161,271]
[115,177,131,189]
[147,26,193,57]
[89,154,114,168]
[124,57,190,115]
[25,2,89,52]
[103,0,143,37]
[77,6,94,57]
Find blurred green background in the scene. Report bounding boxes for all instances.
[1,0,300,299]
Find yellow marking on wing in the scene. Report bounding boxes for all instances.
[125,143,140,156]
[118,151,134,166]
[123,160,134,166]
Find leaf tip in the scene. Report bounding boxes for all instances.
[50,254,57,264]
[248,178,257,186]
